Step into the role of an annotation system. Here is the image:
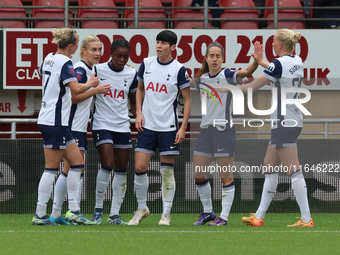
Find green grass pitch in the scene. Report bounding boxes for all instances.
[1,213,339,255]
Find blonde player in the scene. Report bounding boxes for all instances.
[32,28,100,225]
[49,35,111,225]
[218,29,313,227]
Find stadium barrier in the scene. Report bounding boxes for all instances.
[0,138,339,214]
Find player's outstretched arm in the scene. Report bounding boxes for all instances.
[135,81,145,132]
[68,73,99,95]
[174,86,191,145]
[71,83,111,104]
[237,75,269,93]
[215,75,269,94]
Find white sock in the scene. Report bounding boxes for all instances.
[220,182,235,221]
[290,171,311,223]
[95,166,112,209]
[161,163,176,214]
[35,168,58,218]
[110,170,127,216]
[67,165,83,212]
[255,173,278,219]
[78,173,84,205]
[196,179,212,213]
[51,172,67,218]
[134,171,148,209]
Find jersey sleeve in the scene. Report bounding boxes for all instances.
[60,60,77,86]
[224,69,239,85]
[137,60,145,82]
[75,67,88,83]
[129,71,138,93]
[177,66,190,90]
[262,59,282,82]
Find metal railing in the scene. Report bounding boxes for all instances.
[1,0,340,29]
[1,118,339,139]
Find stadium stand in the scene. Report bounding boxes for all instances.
[219,0,259,29]
[32,0,73,28]
[310,0,340,28]
[0,0,27,28]
[78,0,120,28]
[171,0,213,28]
[124,0,167,28]
[264,0,305,29]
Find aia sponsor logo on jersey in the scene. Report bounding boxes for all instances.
[104,89,125,99]
[146,82,168,94]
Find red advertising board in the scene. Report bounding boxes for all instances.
[4,30,56,89]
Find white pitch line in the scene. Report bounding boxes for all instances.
[1,230,340,233]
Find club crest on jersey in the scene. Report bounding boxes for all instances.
[68,66,76,75]
[166,73,171,81]
[104,89,125,99]
[146,82,168,94]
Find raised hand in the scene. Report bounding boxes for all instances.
[251,41,264,64]
[89,73,99,87]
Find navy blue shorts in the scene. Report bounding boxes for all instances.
[39,124,75,149]
[269,127,302,148]
[71,131,87,152]
[194,126,236,158]
[92,130,132,149]
[135,128,179,156]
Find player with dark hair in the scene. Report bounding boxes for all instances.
[90,38,138,225]
[49,35,111,225]
[32,28,100,225]
[128,30,191,226]
[192,41,261,226]
[218,28,313,227]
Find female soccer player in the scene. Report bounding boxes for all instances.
[192,41,261,226]
[49,35,111,225]
[32,28,99,225]
[128,30,191,226]
[90,39,138,225]
[220,29,313,227]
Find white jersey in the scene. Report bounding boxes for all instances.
[199,69,238,130]
[138,56,190,132]
[69,60,94,132]
[38,52,77,127]
[262,55,304,129]
[91,62,138,132]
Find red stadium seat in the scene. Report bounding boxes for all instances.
[219,0,259,29]
[32,0,73,28]
[125,0,166,28]
[264,0,305,29]
[78,0,119,28]
[0,0,27,28]
[171,0,213,28]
